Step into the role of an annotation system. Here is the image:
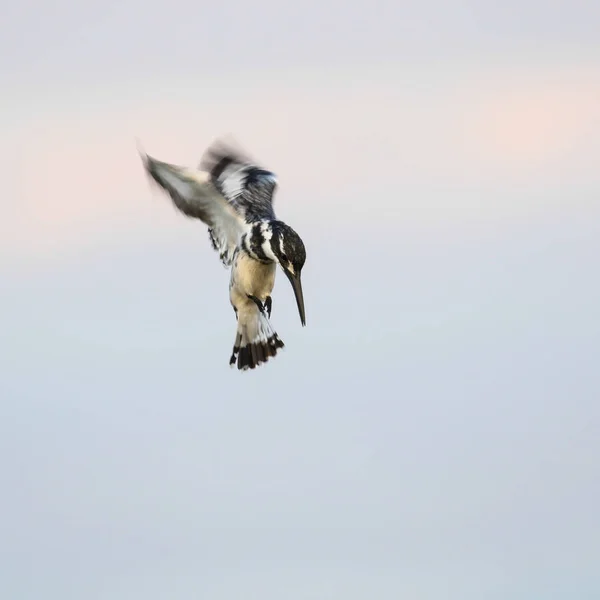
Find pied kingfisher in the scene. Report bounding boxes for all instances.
[139,138,307,371]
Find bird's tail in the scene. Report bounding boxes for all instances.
[229,309,284,371]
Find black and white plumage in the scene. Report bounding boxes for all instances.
[139,138,307,371]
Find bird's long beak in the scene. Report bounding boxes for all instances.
[284,269,306,326]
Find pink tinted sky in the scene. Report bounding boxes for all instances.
[2,60,599,265]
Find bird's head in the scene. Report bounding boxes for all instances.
[270,221,306,326]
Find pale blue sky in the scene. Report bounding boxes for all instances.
[1,0,599,598]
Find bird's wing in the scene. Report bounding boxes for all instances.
[199,138,278,224]
[140,149,247,266]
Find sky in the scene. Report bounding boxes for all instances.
[1,0,599,598]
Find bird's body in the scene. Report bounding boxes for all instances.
[230,245,276,304]
[139,138,306,371]
[227,242,281,368]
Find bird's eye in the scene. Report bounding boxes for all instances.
[280,254,289,263]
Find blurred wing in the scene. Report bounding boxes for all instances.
[200,138,278,223]
[140,150,247,266]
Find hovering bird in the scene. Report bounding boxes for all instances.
[139,138,307,371]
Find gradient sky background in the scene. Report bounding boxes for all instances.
[1,0,600,598]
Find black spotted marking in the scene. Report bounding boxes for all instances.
[237,346,250,370]
[229,331,242,366]
[208,228,232,266]
[241,182,277,223]
[265,296,272,318]
[232,334,285,371]
[245,167,273,184]
[200,140,278,223]
[208,229,218,252]
[247,224,271,262]
[210,156,235,181]
[247,294,266,314]
[255,341,265,364]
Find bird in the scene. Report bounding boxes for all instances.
[138,137,307,371]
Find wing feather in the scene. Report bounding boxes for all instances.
[140,150,246,266]
[139,138,280,267]
[200,139,278,223]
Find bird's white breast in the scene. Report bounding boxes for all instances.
[230,251,276,308]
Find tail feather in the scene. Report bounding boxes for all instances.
[229,310,284,371]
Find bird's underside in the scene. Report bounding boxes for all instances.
[139,137,306,372]
[227,244,284,370]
